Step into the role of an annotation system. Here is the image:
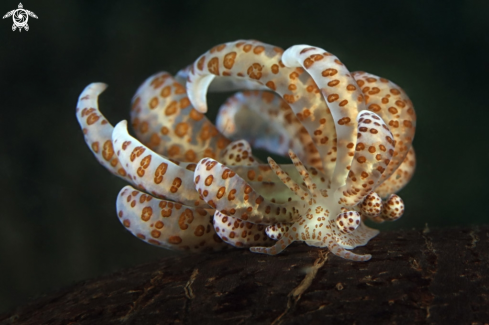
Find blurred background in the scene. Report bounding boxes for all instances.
[0,0,488,313]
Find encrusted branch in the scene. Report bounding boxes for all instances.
[1,226,488,324]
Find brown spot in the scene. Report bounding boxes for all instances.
[150,230,161,238]
[247,63,263,80]
[159,86,171,99]
[337,117,351,125]
[271,64,279,74]
[217,186,226,199]
[123,219,130,228]
[175,122,189,137]
[253,46,265,54]
[170,177,182,193]
[194,225,205,237]
[357,156,367,163]
[190,109,204,121]
[141,206,153,221]
[322,68,338,77]
[91,142,99,153]
[228,189,236,201]
[102,140,114,161]
[168,236,182,244]
[328,80,340,87]
[154,163,168,184]
[327,94,339,102]
[149,97,159,109]
[223,52,237,69]
[155,221,164,229]
[266,81,276,90]
[165,101,178,116]
[178,209,194,230]
[86,113,100,125]
[207,57,220,75]
[388,107,398,114]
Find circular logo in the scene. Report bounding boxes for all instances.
[13,9,27,27]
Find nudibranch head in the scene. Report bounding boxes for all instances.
[76,39,416,261]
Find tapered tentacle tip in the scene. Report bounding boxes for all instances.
[78,83,108,99]
[113,120,129,133]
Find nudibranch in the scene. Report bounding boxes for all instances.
[76,40,416,261]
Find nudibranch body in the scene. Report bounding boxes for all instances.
[76,40,416,261]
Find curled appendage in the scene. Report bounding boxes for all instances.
[335,110,395,207]
[381,194,404,221]
[219,140,258,166]
[117,186,226,252]
[333,221,380,249]
[352,71,416,185]
[267,157,311,203]
[265,223,291,240]
[376,146,416,198]
[287,150,329,196]
[213,211,272,248]
[250,231,295,255]
[131,72,230,162]
[282,45,365,188]
[187,40,338,177]
[229,164,329,197]
[323,236,372,262]
[194,158,303,224]
[335,211,361,234]
[216,91,322,169]
[75,83,130,180]
[112,121,205,206]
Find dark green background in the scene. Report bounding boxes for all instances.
[1,0,487,313]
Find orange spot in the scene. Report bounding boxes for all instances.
[165,101,178,116]
[175,122,189,137]
[266,81,276,91]
[91,142,99,153]
[149,97,158,109]
[271,64,279,74]
[223,52,237,69]
[141,206,153,221]
[207,57,220,75]
[197,56,205,71]
[194,225,205,237]
[160,85,171,98]
[322,68,338,77]
[327,94,339,102]
[189,109,204,121]
[102,140,114,161]
[151,230,161,238]
[86,113,100,125]
[178,209,194,230]
[247,63,263,80]
[154,163,168,184]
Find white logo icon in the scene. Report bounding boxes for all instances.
[3,3,37,32]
